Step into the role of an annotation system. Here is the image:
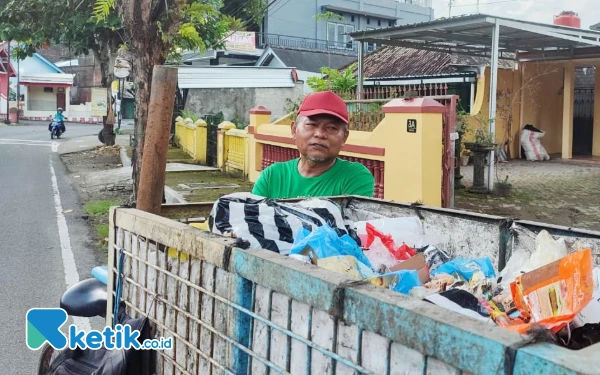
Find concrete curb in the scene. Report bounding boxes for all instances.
[164,186,187,204]
[120,145,132,167]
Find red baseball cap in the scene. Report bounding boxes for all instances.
[297,91,349,124]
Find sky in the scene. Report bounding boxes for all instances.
[431,0,599,29]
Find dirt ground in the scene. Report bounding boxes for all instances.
[61,146,133,252]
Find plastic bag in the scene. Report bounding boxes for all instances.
[209,192,359,255]
[355,217,443,249]
[364,223,416,261]
[529,230,568,269]
[386,269,422,295]
[499,230,567,288]
[363,236,401,273]
[501,248,595,334]
[317,255,377,280]
[430,257,496,281]
[418,245,451,273]
[572,267,600,327]
[289,225,374,270]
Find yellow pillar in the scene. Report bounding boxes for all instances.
[217,121,236,169]
[593,66,600,156]
[248,106,272,183]
[562,64,575,159]
[194,119,207,164]
[373,98,444,207]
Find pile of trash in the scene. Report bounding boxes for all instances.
[208,193,599,349]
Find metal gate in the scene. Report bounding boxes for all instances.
[203,112,223,167]
[574,88,594,155]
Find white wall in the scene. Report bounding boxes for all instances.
[24,86,72,117]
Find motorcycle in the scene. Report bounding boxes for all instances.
[49,121,64,140]
[36,263,153,375]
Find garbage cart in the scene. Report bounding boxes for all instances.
[106,196,600,375]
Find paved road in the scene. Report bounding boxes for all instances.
[0,121,104,373]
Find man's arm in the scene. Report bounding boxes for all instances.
[251,167,271,197]
[345,164,375,197]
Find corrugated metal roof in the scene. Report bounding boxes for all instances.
[269,47,357,72]
[177,66,297,89]
[20,73,74,85]
[349,13,600,62]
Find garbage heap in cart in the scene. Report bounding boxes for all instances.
[205,193,600,350]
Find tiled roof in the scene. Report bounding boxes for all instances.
[343,45,515,79]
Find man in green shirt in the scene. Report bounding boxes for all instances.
[252,91,375,199]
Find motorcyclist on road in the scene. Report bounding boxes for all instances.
[48,107,66,132]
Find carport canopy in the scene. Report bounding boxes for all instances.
[349,13,600,190]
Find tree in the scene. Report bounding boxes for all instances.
[0,0,122,145]
[93,0,237,200]
[222,0,266,32]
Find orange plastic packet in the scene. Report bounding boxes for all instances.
[499,248,594,334]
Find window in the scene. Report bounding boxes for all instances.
[351,15,355,22]
[389,20,395,27]
[327,22,355,50]
[366,17,371,25]
[378,20,381,27]
[366,28,377,52]
[44,87,53,93]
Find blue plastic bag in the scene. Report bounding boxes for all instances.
[386,269,422,295]
[430,257,496,281]
[290,225,374,270]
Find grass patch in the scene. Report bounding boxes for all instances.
[165,170,254,202]
[167,146,193,161]
[95,223,110,250]
[84,199,121,216]
[95,223,109,239]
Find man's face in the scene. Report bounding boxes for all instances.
[292,114,349,164]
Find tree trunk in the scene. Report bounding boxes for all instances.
[136,66,178,214]
[130,40,167,201]
[93,39,116,146]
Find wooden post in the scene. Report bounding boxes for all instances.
[136,65,178,214]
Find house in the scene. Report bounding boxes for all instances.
[259,0,434,55]
[340,45,515,112]
[1,43,78,121]
[0,44,17,120]
[255,46,357,93]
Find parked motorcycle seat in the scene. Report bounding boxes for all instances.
[60,278,108,318]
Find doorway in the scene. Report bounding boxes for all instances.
[573,67,595,156]
[56,90,66,111]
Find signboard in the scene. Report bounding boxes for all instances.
[113,56,131,79]
[91,88,108,116]
[224,31,256,52]
[407,119,417,133]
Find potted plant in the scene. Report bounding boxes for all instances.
[494,175,512,197]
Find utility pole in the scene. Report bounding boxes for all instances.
[5,41,10,124]
[16,57,19,123]
[448,0,456,17]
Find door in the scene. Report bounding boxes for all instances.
[573,88,594,155]
[56,91,66,110]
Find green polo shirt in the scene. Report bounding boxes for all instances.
[252,158,375,199]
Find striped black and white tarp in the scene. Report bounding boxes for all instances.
[208,193,359,255]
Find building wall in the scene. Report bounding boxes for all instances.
[265,0,433,47]
[467,66,522,158]
[184,84,305,124]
